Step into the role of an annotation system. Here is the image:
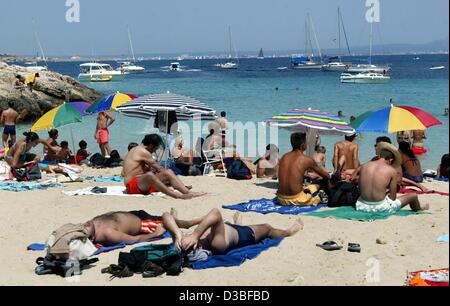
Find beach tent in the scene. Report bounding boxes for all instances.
[116,92,217,165]
[263,108,355,157]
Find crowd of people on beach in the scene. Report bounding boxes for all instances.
[1,101,449,271]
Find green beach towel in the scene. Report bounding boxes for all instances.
[306,206,430,222]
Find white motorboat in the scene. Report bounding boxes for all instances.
[214,62,239,69]
[340,72,390,84]
[117,61,145,73]
[345,64,390,74]
[170,62,181,71]
[430,66,445,70]
[78,63,125,82]
[322,61,348,72]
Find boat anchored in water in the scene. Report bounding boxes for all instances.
[78,63,125,82]
[291,14,323,70]
[215,26,239,69]
[340,72,390,84]
[257,48,265,60]
[170,62,181,71]
[116,26,145,74]
[430,65,445,70]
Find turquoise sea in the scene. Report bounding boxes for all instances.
[19,54,449,170]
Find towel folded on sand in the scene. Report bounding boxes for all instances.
[191,238,283,270]
[27,232,171,255]
[306,206,430,221]
[62,186,165,197]
[0,181,63,192]
[223,198,326,215]
[400,188,449,196]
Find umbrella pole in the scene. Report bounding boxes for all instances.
[165,110,169,169]
[306,128,318,158]
[69,125,76,157]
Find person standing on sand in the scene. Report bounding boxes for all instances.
[1,101,26,148]
[122,134,205,199]
[356,142,429,213]
[95,111,115,158]
[333,133,360,176]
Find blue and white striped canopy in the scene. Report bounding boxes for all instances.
[116,92,217,121]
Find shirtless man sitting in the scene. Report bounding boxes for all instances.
[356,142,429,213]
[277,133,330,206]
[123,134,205,199]
[83,210,166,246]
[162,208,303,255]
[333,133,360,180]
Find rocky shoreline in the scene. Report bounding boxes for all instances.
[0,62,102,120]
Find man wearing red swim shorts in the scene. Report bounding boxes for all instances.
[122,134,206,199]
[95,112,115,158]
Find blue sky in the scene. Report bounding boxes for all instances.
[0,0,448,56]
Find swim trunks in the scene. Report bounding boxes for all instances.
[403,172,424,183]
[126,177,156,195]
[96,128,109,144]
[129,210,163,234]
[355,195,402,214]
[277,184,322,206]
[226,223,256,251]
[3,125,16,136]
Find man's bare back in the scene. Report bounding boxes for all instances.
[278,151,315,196]
[359,160,396,202]
[1,108,19,126]
[334,140,360,171]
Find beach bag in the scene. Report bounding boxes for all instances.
[227,159,252,180]
[35,223,98,277]
[12,163,41,181]
[103,244,185,279]
[328,181,360,208]
[90,153,105,167]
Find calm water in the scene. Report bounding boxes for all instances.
[19,54,449,170]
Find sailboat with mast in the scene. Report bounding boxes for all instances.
[215,26,239,69]
[24,22,48,72]
[345,20,390,74]
[323,8,352,72]
[291,14,323,70]
[257,48,264,59]
[116,26,145,73]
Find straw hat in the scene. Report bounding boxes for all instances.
[376,142,403,168]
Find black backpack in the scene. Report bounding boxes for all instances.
[226,159,252,180]
[328,181,360,208]
[102,244,185,279]
[90,153,105,167]
[12,163,42,181]
[35,255,98,277]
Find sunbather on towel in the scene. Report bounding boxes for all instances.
[162,208,303,255]
[123,134,206,199]
[83,210,166,246]
[356,142,429,214]
[277,133,330,206]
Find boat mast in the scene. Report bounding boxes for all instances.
[32,20,48,68]
[308,13,322,61]
[228,26,233,60]
[338,7,341,58]
[369,21,373,65]
[127,26,136,63]
[339,9,352,55]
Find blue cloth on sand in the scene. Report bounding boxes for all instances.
[223,198,326,215]
[437,234,449,242]
[27,232,171,254]
[191,238,282,270]
[0,182,63,192]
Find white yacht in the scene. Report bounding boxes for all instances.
[115,26,145,74]
[215,26,239,69]
[430,66,445,70]
[78,63,125,82]
[345,64,390,74]
[170,62,181,71]
[340,72,390,84]
[24,61,48,71]
[322,61,348,72]
[291,14,323,70]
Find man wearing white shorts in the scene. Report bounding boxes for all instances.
[356,142,429,214]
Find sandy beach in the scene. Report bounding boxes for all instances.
[0,166,448,286]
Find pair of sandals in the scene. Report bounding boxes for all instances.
[316,241,361,253]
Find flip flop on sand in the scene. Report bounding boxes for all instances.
[348,243,361,253]
[316,241,343,251]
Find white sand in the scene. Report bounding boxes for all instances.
[0,167,448,286]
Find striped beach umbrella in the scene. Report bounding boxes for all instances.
[264,109,355,135]
[116,92,217,120]
[350,105,442,133]
[67,101,92,116]
[86,92,137,114]
[31,103,83,132]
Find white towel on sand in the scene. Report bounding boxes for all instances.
[62,186,166,198]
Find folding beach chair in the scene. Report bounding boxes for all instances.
[202,149,227,176]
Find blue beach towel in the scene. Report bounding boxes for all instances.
[437,234,449,243]
[223,198,326,215]
[27,232,171,255]
[0,182,63,192]
[434,178,449,182]
[191,238,283,270]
